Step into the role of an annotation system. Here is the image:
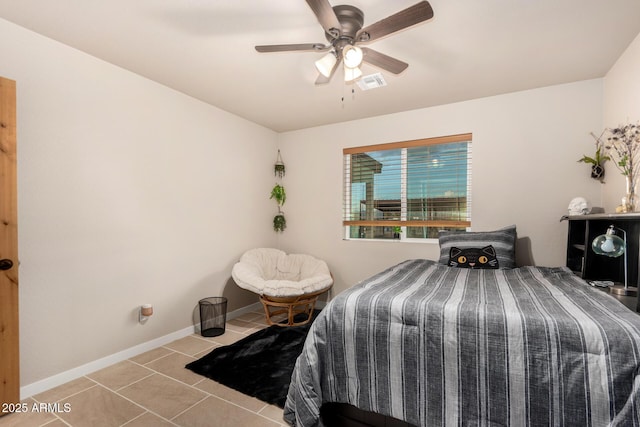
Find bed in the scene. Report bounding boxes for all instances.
[283,259,640,426]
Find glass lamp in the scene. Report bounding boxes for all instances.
[592,225,638,296]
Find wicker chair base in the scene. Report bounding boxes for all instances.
[260,288,329,326]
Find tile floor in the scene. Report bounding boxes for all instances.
[0,310,289,427]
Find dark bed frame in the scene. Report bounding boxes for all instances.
[321,403,416,427]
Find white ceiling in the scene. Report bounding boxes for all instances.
[1,1,639,132]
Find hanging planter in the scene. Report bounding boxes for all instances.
[274,150,286,178]
[270,152,287,232]
[270,184,287,232]
[590,164,605,180]
[270,183,286,206]
[578,145,609,182]
[273,213,287,232]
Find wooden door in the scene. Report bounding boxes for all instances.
[0,77,19,412]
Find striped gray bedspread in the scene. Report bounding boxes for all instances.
[283,259,640,427]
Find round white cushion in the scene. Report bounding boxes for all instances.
[231,248,333,298]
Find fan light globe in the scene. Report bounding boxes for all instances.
[343,45,363,69]
[344,66,363,82]
[315,52,337,78]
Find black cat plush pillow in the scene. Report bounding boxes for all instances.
[448,246,499,269]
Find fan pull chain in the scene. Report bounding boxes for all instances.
[341,86,356,107]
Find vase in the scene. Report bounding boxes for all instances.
[623,175,637,212]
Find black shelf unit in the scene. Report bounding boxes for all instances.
[563,213,640,312]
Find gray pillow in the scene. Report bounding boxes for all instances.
[438,225,517,269]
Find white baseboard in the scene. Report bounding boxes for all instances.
[20,302,263,399]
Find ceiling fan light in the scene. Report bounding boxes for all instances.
[344,66,363,82]
[315,52,337,78]
[343,45,364,68]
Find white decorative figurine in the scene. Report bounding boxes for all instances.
[568,197,591,215]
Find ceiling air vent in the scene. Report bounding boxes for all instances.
[357,73,387,91]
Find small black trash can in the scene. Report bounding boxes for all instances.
[199,297,227,337]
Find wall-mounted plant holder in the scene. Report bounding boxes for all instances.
[579,132,610,183]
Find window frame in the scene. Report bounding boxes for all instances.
[343,133,472,241]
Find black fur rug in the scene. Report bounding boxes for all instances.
[185,312,318,408]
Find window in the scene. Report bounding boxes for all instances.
[343,133,472,240]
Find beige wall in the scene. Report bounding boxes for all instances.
[277,80,604,294]
[602,32,640,212]
[0,18,277,387]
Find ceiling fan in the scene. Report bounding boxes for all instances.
[255,0,434,85]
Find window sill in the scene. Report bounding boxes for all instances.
[343,237,438,244]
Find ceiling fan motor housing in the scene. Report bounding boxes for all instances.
[326,5,365,45]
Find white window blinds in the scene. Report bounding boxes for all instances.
[343,133,472,240]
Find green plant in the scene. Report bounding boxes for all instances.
[579,135,610,181]
[273,214,286,232]
[270,184,286,206]
[578,147,610,168]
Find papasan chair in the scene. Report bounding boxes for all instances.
[231,248,333,326]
